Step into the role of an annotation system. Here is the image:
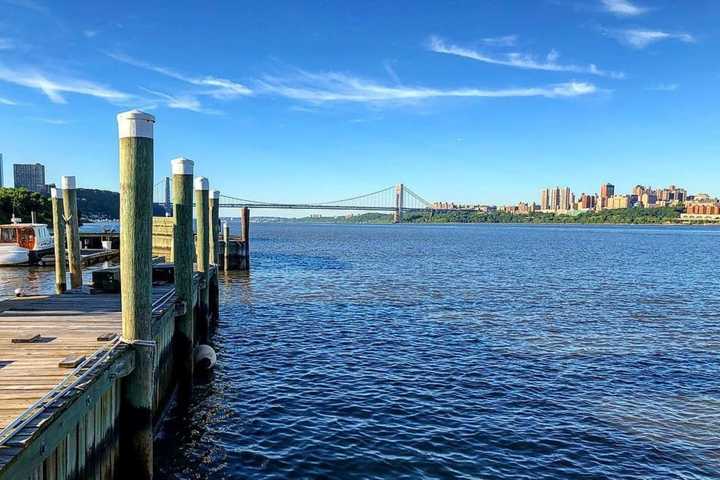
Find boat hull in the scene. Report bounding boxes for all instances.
[0,246,31,265]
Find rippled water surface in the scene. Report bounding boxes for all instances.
[3,223,719,479]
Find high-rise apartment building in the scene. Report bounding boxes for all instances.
[550,187,561,211]
[578,193,596,210]
[540,189,550,210]
[13,163,46,194]
[657,185,687,203]
[597,183,615,210]
[559,187,574,211]
[600,183,614,199]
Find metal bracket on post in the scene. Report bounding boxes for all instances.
[122,338,157,362]
[109,351,136,380]
[174,300,187,317]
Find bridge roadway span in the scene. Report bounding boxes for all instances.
[218,203,477,212]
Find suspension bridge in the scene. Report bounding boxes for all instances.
[153,182,475,222]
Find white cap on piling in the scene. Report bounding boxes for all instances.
[211,190,220,199]
[61,176,76,190]
[194,176,209,191]
[117,109,155,139]
[171,157,194,175]
[51,187,62,199]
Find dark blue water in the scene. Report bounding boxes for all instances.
[154,223,720,479]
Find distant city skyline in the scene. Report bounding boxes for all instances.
[0,1,718,211]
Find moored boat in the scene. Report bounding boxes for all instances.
[0,218,54,266]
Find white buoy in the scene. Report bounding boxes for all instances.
[14,288,24,297]
[194,344,217,370]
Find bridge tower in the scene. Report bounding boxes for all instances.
[394,183,404,223]
[164,176,171,215]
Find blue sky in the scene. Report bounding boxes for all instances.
[0,0,718,210]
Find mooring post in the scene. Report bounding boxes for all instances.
[117,109,155,479]
[241,207,250,269]
[223,221,229,271]
[172,157,195,398]
[50,187,67,294]
[195,177,210,340]
[209,190,220,265]
[62,176,82,288]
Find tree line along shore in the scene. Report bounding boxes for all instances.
[0,187,165,224]
[277,206,706,225]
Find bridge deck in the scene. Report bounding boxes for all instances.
[0,285,174,431]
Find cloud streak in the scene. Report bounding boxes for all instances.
[140,87,221,114]
[0,38,14,50]
[0,96,17,105]
[108,52,252,98]
[600,0,647,16]
[428,36,625,79]
[257,70,598,103]
[605,29,695,49]
[646,83,678,92]
[0,64,132,103]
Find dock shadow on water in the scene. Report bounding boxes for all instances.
[149,223,720,479]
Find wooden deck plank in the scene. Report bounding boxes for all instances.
[0,283,176,432]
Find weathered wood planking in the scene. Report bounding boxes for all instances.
[0,267,214,480]
[0,285,175,432]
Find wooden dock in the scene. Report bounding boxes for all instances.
[40,249,120,268]
[0,108,246,479]
[0,267,214,479]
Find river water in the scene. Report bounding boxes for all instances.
[2,223,719,479]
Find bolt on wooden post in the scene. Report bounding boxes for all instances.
[209,190,220,265]
[195,177,210,340]
[117,109,155,479]
[62,176,82,289]
[50,187,67,294]
[172,157,195,397]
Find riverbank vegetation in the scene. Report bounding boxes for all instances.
[286,206,685,225]
[0,188,52,224]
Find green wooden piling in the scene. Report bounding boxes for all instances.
[223,221,229,272]
[50,187,67,294]
[241,207,250,268]
[62,176,82,289]
[117,109,155,479]
[209,190,220,265]
[195,177,210,339]
[172,157,195,398]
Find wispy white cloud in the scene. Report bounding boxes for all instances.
[605,28,695,48]
[383,60,401,84]
[1,0,51,15]
[428,36,625,79]
[646,83,679,92]
[31,117,68,124]
[83,30,98,38]
[108,52,252,98]
[0,96,17,105]
[480,35,518,47]
[600,0,647,16]
[140,87,221,115]
[257,70,598,104]
[0,38,14,50]
[0,64,132,104]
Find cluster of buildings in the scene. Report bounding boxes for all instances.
[0,156,49,194]
[486,182,720,222]
[536,183,690,213]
